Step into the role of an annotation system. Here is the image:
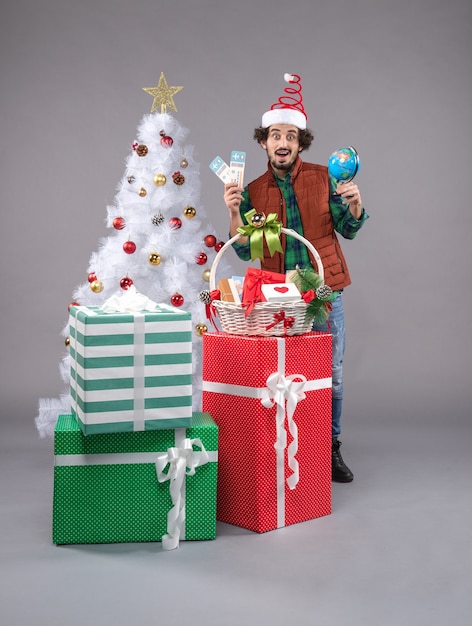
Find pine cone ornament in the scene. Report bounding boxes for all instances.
[151,213,165,226]
[136,144,148,157]
[199,290,212,305]
[315,284,333,301]
[172,171,185,185]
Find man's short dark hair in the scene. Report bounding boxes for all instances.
[253,126,314,151]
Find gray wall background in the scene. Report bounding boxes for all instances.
[1,0,471,431]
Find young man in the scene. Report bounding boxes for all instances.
[223,74,368,482]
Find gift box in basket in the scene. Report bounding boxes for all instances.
[53,412,218,549]
[69,288,193,435]
[205,211,333,337]
[241,267,287,312]
[202,331,332,533]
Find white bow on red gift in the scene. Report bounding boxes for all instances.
[260,372,307,490]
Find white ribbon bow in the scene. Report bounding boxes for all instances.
[156,438,210,550]
[261,372,307,490]
[101,285,157,313]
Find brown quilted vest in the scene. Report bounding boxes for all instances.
[247,158,352,291]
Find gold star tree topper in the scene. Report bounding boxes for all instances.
[143,72,184,113]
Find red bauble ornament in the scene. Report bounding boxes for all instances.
[68,301,80,311]
[204,234,217,247]
[170,293,184,307]
[160,135,173,147]
[87,272,97,283]
[120,277,133,290]
[196,252,208,265]
[123,240,136,254]
[113,217,125,230]
[169,217,182,230]
[215,241,225,252]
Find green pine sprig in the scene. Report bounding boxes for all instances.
[289,267,329,325]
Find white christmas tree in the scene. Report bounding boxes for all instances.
[36,72,231,437]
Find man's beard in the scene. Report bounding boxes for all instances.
[270,151,297,172]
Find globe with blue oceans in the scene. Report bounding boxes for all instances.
[328,147,360,182]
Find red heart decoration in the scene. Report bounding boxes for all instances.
[274,286,289,293]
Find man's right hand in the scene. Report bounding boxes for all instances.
[224,182,244,215]
[224,182,246,238]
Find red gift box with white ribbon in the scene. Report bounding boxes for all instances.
[202,331,332,533]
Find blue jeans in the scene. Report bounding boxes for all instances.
[312,293,345,438]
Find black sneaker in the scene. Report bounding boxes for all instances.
[332,439,354,483]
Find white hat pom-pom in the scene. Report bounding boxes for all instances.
[284,73,295,83]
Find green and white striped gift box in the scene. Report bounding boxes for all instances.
[69,303,193,435]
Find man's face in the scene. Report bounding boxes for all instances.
[260,124,301,176]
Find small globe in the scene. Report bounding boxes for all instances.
[328,147,360,182]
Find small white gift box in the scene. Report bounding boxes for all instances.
[261,282,301,303]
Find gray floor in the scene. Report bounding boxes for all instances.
[1,413,471,626]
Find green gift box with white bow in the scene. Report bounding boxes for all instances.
[69,301,193,435]
[53,412,218,548]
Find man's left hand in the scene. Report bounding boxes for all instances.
[336,181,363,219]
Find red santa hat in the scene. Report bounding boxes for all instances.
[261,73,307,130]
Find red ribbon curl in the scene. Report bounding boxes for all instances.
[301,290,315,304]
[205,290,221,331]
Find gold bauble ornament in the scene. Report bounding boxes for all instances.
[90,279,104,293]
[183,205,196,219]
[251,212,266,228]
[154,173,167,186]
[138,187,147,197]
[195,323,208,337]
[202,268,211,282]
[65,336,70,347]
[180,157,188,168]
[148,252,161,266]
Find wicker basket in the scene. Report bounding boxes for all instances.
[209,227,324,336]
